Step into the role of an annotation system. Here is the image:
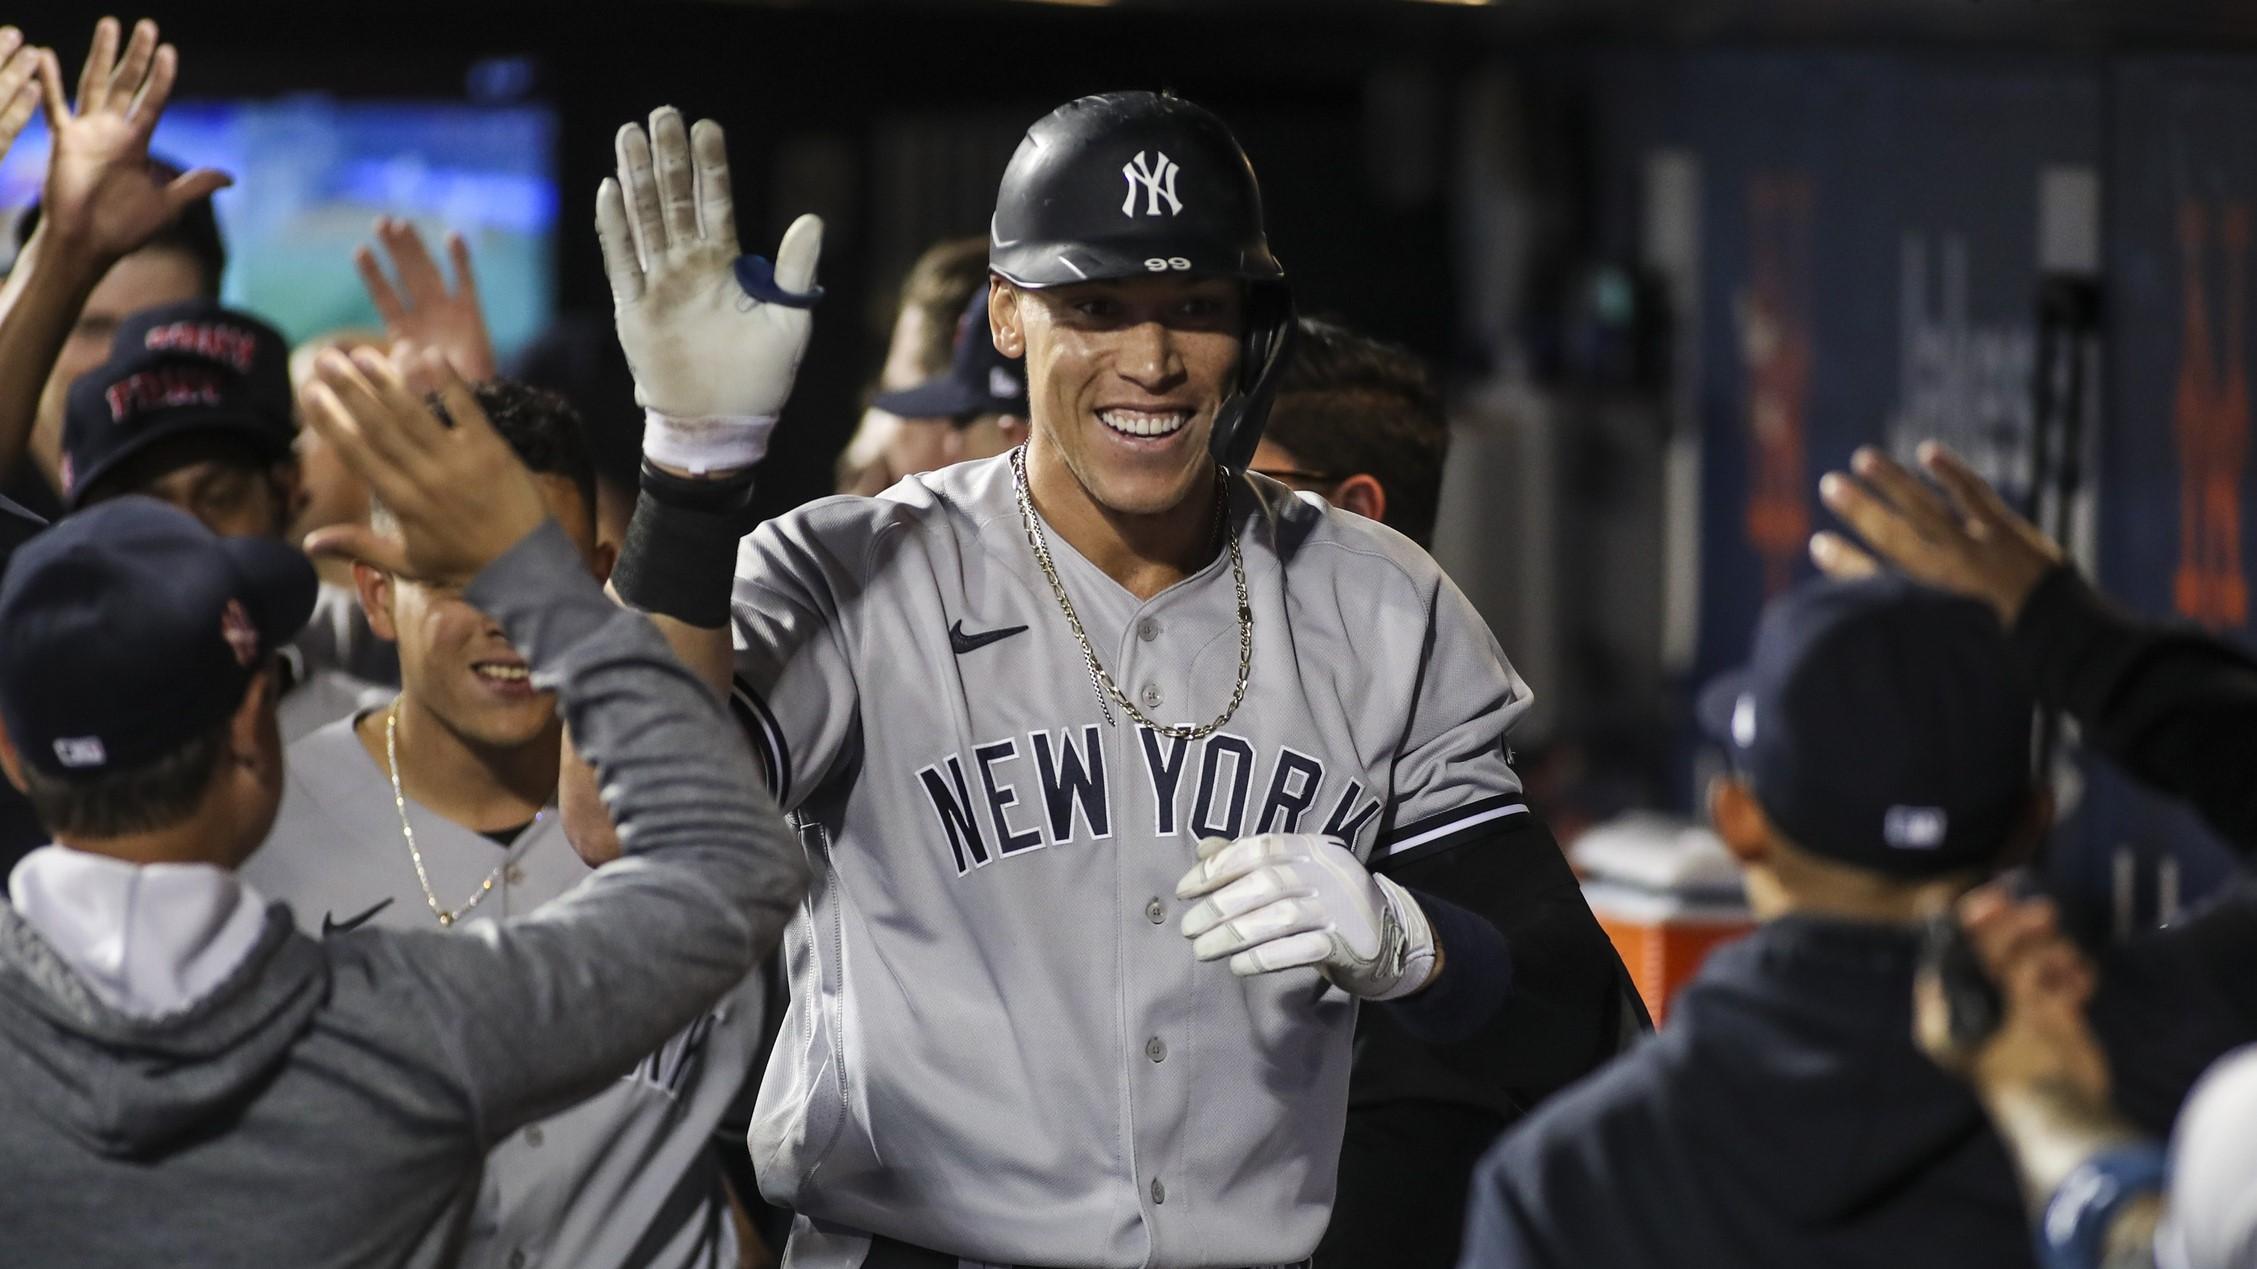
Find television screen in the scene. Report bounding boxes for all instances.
[0,96,557,360]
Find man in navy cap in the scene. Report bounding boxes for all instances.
[57,298,390,745]
[866,288,1030,468]
[0,350,805,1268]
[1460,574,2052,1268]
[60,298,299,535]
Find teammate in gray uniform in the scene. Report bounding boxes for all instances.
[245,378,767,1269]
[0,341,805,1268]
[569,95,1609,1268]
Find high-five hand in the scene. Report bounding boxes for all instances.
[354,216,498,382]
[0,28,40,166]
[32,17,229,266]
[299,344,551,587]
[1811,442,2066,626]
[1177,833,1439,1000]
[594,106,823,475]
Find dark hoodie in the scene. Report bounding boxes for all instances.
[1460,915,2033,1269]
[0,523,808,1268]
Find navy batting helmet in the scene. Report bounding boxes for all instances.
[989,91,1295,471]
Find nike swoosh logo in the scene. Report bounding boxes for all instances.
[950,619,1028,655]
[321,898,395,937]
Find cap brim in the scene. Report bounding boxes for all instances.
[64,414,297,510]
[218,533,319,655]
[872,377,988,421]
[1695,668,1755,749]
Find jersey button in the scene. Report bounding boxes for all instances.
[1144,897,1165,925]
[1146,1036,1166,1063]
[1151,1177,1166,1205]
[505,865,525,886]
[524,1126,544,1147]
[1137,617,1161,642]
[1140,682,1163,710]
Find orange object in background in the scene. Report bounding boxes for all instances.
[1569,814,1756,1026]
[1585,884,1756,1026]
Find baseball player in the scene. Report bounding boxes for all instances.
[569,94,1610,1268]
[242,377,768,1269]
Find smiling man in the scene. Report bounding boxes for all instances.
[243,378,770,1269]
[568,92,1619,1268]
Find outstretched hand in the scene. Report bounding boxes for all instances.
[1811,442,2065,626]
[354,217,498,382]
[594,106,822,456]
[32,17,230,266]
[0,28,40,167]
[299,343,550,587]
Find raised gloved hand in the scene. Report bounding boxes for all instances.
[594,105,823,475]
[1176,832,1438,1001]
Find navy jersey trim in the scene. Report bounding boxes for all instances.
[1372,793,1529,867]
[730,677,791,806]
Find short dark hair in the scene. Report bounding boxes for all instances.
[17,720,230,838]
[1263,318,1450,548]
[422,379,598,521]
[15,157,227,297]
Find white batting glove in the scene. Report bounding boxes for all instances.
[1176,833,1438,1001]
[594,106,824,474]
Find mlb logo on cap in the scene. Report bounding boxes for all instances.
[1883,806,1949,851]
[51,738,108,770]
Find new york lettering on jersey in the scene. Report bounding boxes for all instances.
[728,453,1531,1263]
[915,725,1384,876]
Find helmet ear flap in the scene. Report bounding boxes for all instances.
[1209,285,1296,471]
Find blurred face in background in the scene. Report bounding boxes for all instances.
[78,433,301,542]
[32,247,209,487]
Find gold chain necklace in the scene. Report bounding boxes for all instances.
[384,703,526,928]
[1010,443,1252,740]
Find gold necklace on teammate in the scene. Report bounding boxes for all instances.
[384,703,535,928]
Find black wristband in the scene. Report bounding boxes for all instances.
[609,463,759,628]
[1382,886,1514,1044]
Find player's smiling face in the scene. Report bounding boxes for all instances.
[994,274,1242,517]
[360,475,608,749]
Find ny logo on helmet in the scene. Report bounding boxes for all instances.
[1121,151,1182,218]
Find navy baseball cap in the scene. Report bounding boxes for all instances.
[871,290,1028,424]
[61,301,294,509]
[1697,574,2034,878]
[0,497,315,779]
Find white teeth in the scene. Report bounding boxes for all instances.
[1098,408,1189,438]
[476,665,530,682]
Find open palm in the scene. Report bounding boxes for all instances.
[35,18,229,264]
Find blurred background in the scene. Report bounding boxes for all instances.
[15,0,2257,1003]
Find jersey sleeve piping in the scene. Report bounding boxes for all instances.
[728,677,792,806]
[1372,793,1531,867]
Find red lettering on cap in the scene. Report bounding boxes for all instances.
[105,367,228,421]
[143,321,259,373]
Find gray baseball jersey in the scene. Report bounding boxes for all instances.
[243,712,765,1269]
[735,453,1532,1267]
